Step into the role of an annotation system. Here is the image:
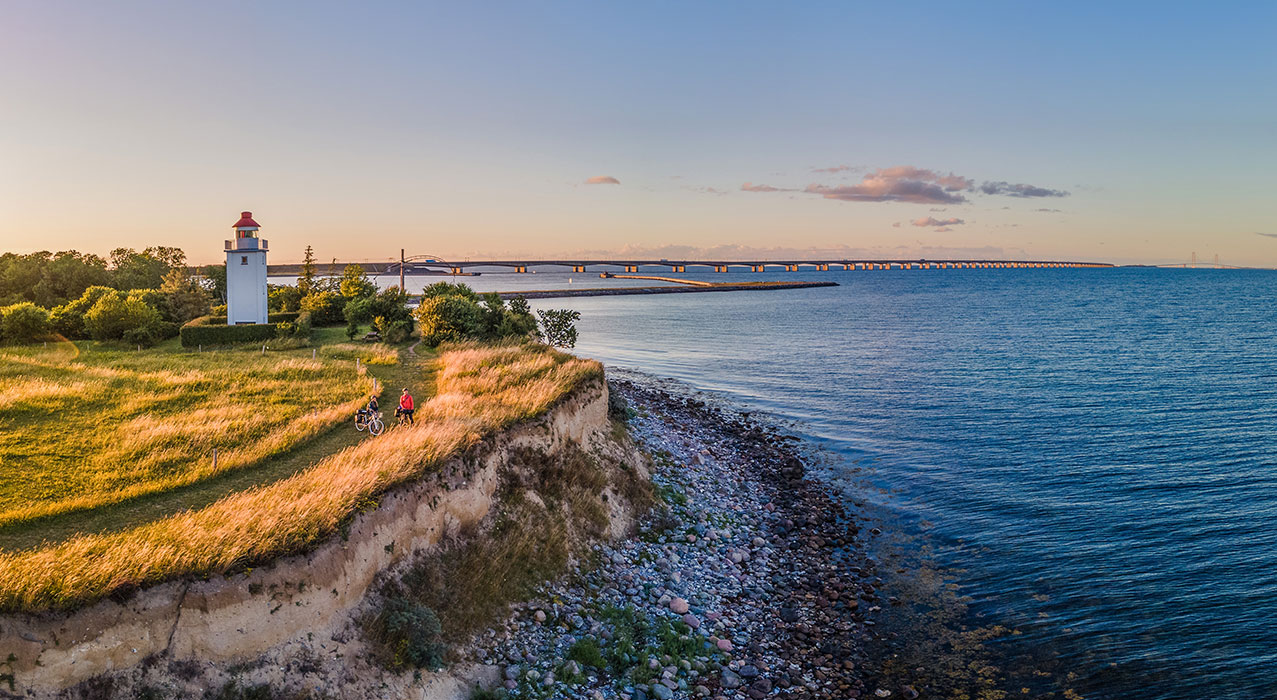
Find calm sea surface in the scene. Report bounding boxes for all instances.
[394,267,1277,698]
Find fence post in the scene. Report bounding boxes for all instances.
[212,448,218,470]
[356,358,361,372]
[313,348,316,359]
[262,343,266,355]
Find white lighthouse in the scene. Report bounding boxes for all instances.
[225,211,269,325]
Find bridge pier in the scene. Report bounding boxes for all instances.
[751,265,764,272]
[515,266,527,273]
[573,265,586,273]
[817,263,829,271]
[625,265,638,273]
[450,266,464,275]
[671,265,685,273]
[714,265,728,273]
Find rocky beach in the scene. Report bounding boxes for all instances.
[465,373,906,700]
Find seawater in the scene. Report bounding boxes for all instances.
[393,267,1277,698]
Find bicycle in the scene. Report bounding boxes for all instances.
[355,410,385,436]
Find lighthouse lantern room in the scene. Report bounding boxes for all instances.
[225,211,269,325]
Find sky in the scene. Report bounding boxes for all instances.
[1,1,1274,266]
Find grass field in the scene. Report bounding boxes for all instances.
[0,339,375,529]
[0,341,601,613]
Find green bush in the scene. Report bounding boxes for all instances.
[414,295,482,346]
[48,285,116,339]
[275,311,312,339]
[0,302,51,343]
[343,295,374,325]
[159,269,212,323]
[537,309,580,348]
[373,316,412,344]
[413,292,537,348]
[267,284,303,312]
[197,312,298,325]
[374,597,446,670]
[421,281,479,300]
[300,291,345,326]
[84,292,163,343]
[179,316,280,348]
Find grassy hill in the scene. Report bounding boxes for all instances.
[0,337,601,613]
[0,337,376,530]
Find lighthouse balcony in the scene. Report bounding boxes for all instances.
[225,238,269,252]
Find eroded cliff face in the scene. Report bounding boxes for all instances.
[1,380,648,699]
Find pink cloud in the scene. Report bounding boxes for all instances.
[740,182,793,192]
[812,164,855,174]
[584,175,620,185]
[911,216,965,227]
[802,166,973,204]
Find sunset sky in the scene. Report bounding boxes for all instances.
[1,1,1274,266]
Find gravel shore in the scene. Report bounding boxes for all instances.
[464,373,906,700]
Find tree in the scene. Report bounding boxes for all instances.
[414,295,482,346]
[298,246,318,297]
[159,268,212,323]
[83,291,162,342]
[202,264,227,303]
[110,247,185,291]
[299,290,345,326]
[498,296,539,339]
[268,284,303,312]
[421,281,478,300]
[49,286,117,339]
[478,292,506,338]
[0,302,50,343]
[339,264,376,299]
[537,309,580,348]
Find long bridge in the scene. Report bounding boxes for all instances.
[267,257,1114,276]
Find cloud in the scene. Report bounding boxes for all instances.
[802,166,974,204]
[979,181,1069,198]
[891,222,902,228]
[1256,232,1277,239]
[812,164,855,174]
[740,182,793,192]
[911,217,965,228]
[1034,208,1062,212]
[584,176,620,185]
[739,164,1070,206]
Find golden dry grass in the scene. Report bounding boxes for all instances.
[0,342,601,613]
[0,342,373,528]
[319,342,401,366]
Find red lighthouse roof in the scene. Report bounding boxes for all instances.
[232,211,260,229]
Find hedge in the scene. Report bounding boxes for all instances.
[199,312,301,326]
[180,315,280,348]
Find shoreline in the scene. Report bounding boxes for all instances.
[467,369,1031,700]
[468,373,889,699]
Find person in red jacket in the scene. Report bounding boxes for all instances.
[396,387,415,425]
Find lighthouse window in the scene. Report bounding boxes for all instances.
[240,256,248,265]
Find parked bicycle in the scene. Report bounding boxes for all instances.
[355,409,384,436]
